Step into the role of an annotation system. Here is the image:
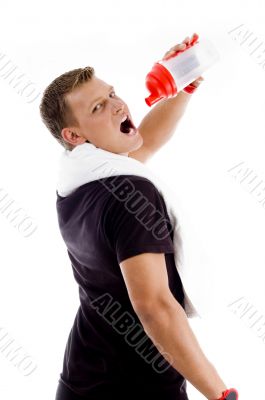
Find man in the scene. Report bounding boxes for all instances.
[40,34,228,400]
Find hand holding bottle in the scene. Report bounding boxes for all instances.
[145,32,220,106]
[162,33,204,94]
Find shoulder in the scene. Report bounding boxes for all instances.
[102,174,168,228]
[99,174,161,202]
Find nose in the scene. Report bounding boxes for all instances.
[112,99,125,114]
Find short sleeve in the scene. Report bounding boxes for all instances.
[103,177,175,264]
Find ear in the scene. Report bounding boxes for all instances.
[61,127,87,146]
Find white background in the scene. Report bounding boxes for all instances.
[0,0,265,399]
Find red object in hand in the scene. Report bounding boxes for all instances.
[145,33,204,106]
[214,388,239,400]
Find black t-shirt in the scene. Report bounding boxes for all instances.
[56,175,188,399]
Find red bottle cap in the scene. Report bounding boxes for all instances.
[145,63,177,106]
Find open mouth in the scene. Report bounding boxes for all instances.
[120,115,137,135]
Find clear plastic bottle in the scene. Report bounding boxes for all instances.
[145,34,220,106]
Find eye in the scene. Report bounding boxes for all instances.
[93,103,102,112]
[93,91,116,113]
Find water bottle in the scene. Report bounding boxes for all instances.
[145,34,220,106]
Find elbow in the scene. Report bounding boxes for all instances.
[133,293,179,323]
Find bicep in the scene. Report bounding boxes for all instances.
[120,252,174,315]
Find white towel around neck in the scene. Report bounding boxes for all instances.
[56,142,215,319]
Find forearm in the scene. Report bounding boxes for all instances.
[137,297,227,400]
[138,91,192,152]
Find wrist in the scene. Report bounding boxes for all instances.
[207,384,227,400]
[210,388,239,400]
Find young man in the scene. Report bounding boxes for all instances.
[40,35,228,400]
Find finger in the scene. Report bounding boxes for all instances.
[182,36,190,44]
[169,43,186,52]
[163,36,201,60]
[192,77,204,86]
[163,44,185,58]
[190,33,199,45]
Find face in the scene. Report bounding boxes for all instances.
[61,76,143,156]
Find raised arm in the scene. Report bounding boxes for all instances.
[134,91,193,155]
[129,34,204,163]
